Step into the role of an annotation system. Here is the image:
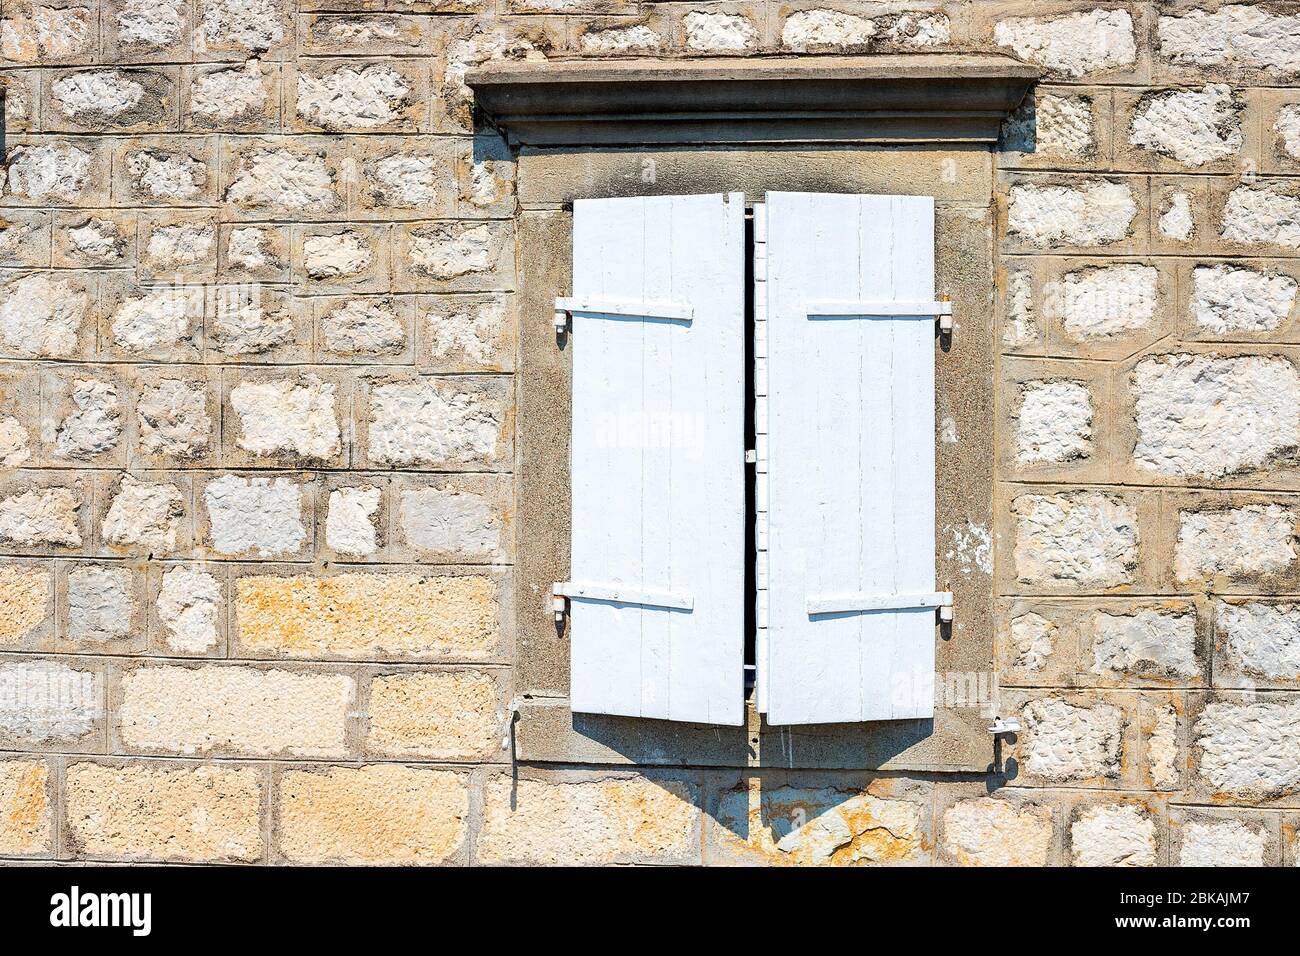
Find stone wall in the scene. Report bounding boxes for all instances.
[3,0,1300,866]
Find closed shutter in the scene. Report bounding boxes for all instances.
[762,192,941,724]
[564,193,746,725]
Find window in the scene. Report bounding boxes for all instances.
[554,191,947,727]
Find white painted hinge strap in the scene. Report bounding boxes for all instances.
[555,296,694,323]
[554,581,694,611]
[805,300,952,317]
[806,591,953,616]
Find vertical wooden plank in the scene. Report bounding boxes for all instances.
[765,191,937,725]
[568,193,745,726]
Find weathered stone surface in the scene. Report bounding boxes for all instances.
[211,289,295,355]
[1134,355,1300,479]
[1130,85,1242,166]
[203,475,306,558]
[225,226,281,275]
[423,295,511,370]
[190,61,270,126]
[1191,265,1296,333]
[0,567,50,645]
[2,5,94,62]
[0,660,99,743]
[404,223,494,280]
[50,69,170,130]
[118,665,352,757]
[367,671,500,759]
[124,148,207,201]
[114,0,185,51]
[109,286,201,354]
[780,10,875,52]
[303,230,374,280]
[1176,505,1296,583]
[1159,191,1194,241]
[1003,270,1038,347]
[1221,185,1300,248]
[1016,380,1092,464]
[0,487,81,548]
[1046,263,1157,339]
[1021,697,1123,782]
[277,765,466,865]
[1151,703,1179,789]
[230,376,340,461]
[1179,819,1265,866]
[297,64,412,130]
[66,761,262,862]
[235,572,499,658]
[397,484,502,560]
[1071,803,1156,867]
[1196,697,1300,799]
[226,147,339,214]
[477,776,699,865]
[0,759,50,855]
[1004,94,1093,157]
[143,219,216,272]
[1088,608,1198,680]
[5,142,92,203]
[942,797,1052,866]
[199,0,286,52]
[320,298,406,356]
[364,153,438,208]
[0,415,29,468]
[67,565,135,642]
[368,378,507,468]
[1159,5,1300,74]
[67,214,129,264]
[994,9,1136,77]
[1007,181,1137,247]
[683,11,757,53]
[579,23,662,55]
[0,273,87,357]
[157,566,222,653]
[1013,492,1138,588]
[1277,105,1300,160]
[136,378,212,459]
[1009,611,1055,672]
[1218,601,1300,681]
[102,474,185,552]
[325,486,381,557]
[54,379,121,459]
[716,780,925,865]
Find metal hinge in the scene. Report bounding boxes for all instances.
[806,590,954,620]
[554,296,694,335]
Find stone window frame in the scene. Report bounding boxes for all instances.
[469,56,1039,771]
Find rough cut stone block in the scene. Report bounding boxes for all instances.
[234,571,502,660]
[1195,696,1300,801]
[941,796,1053,867]
[1070,802,1157,867]
[714,778,927,865]
[683,11,758,54]
[116,664,353,757]
[1128,85,1243,167]
[366,670,502,760]
[1190,264,1296,334]
[276,765,466,865]
[65,761,263,862]
[1013,491,1138,589]
[1015,379,1092,464]
[1175,504,1296,584]
[993,9,1136,78]
[1,2,96,64]
[44,67,176,132]
[0,758,51,856]
[0,659,100,747]
[477,774,700,865]
[1159,5,1300,76]
[1133,354,1300,479]
[0,565,53,647]
[1007,180,1137,248]
[1216,600,1300,685]
[1086,607,1200,682]
[1045,263,1158,339]
[202,474,309,558]
[363,375,512,470]
[1019,696,1124,784]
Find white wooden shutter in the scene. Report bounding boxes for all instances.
[566,193,745,726]
[762,192,940,724]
